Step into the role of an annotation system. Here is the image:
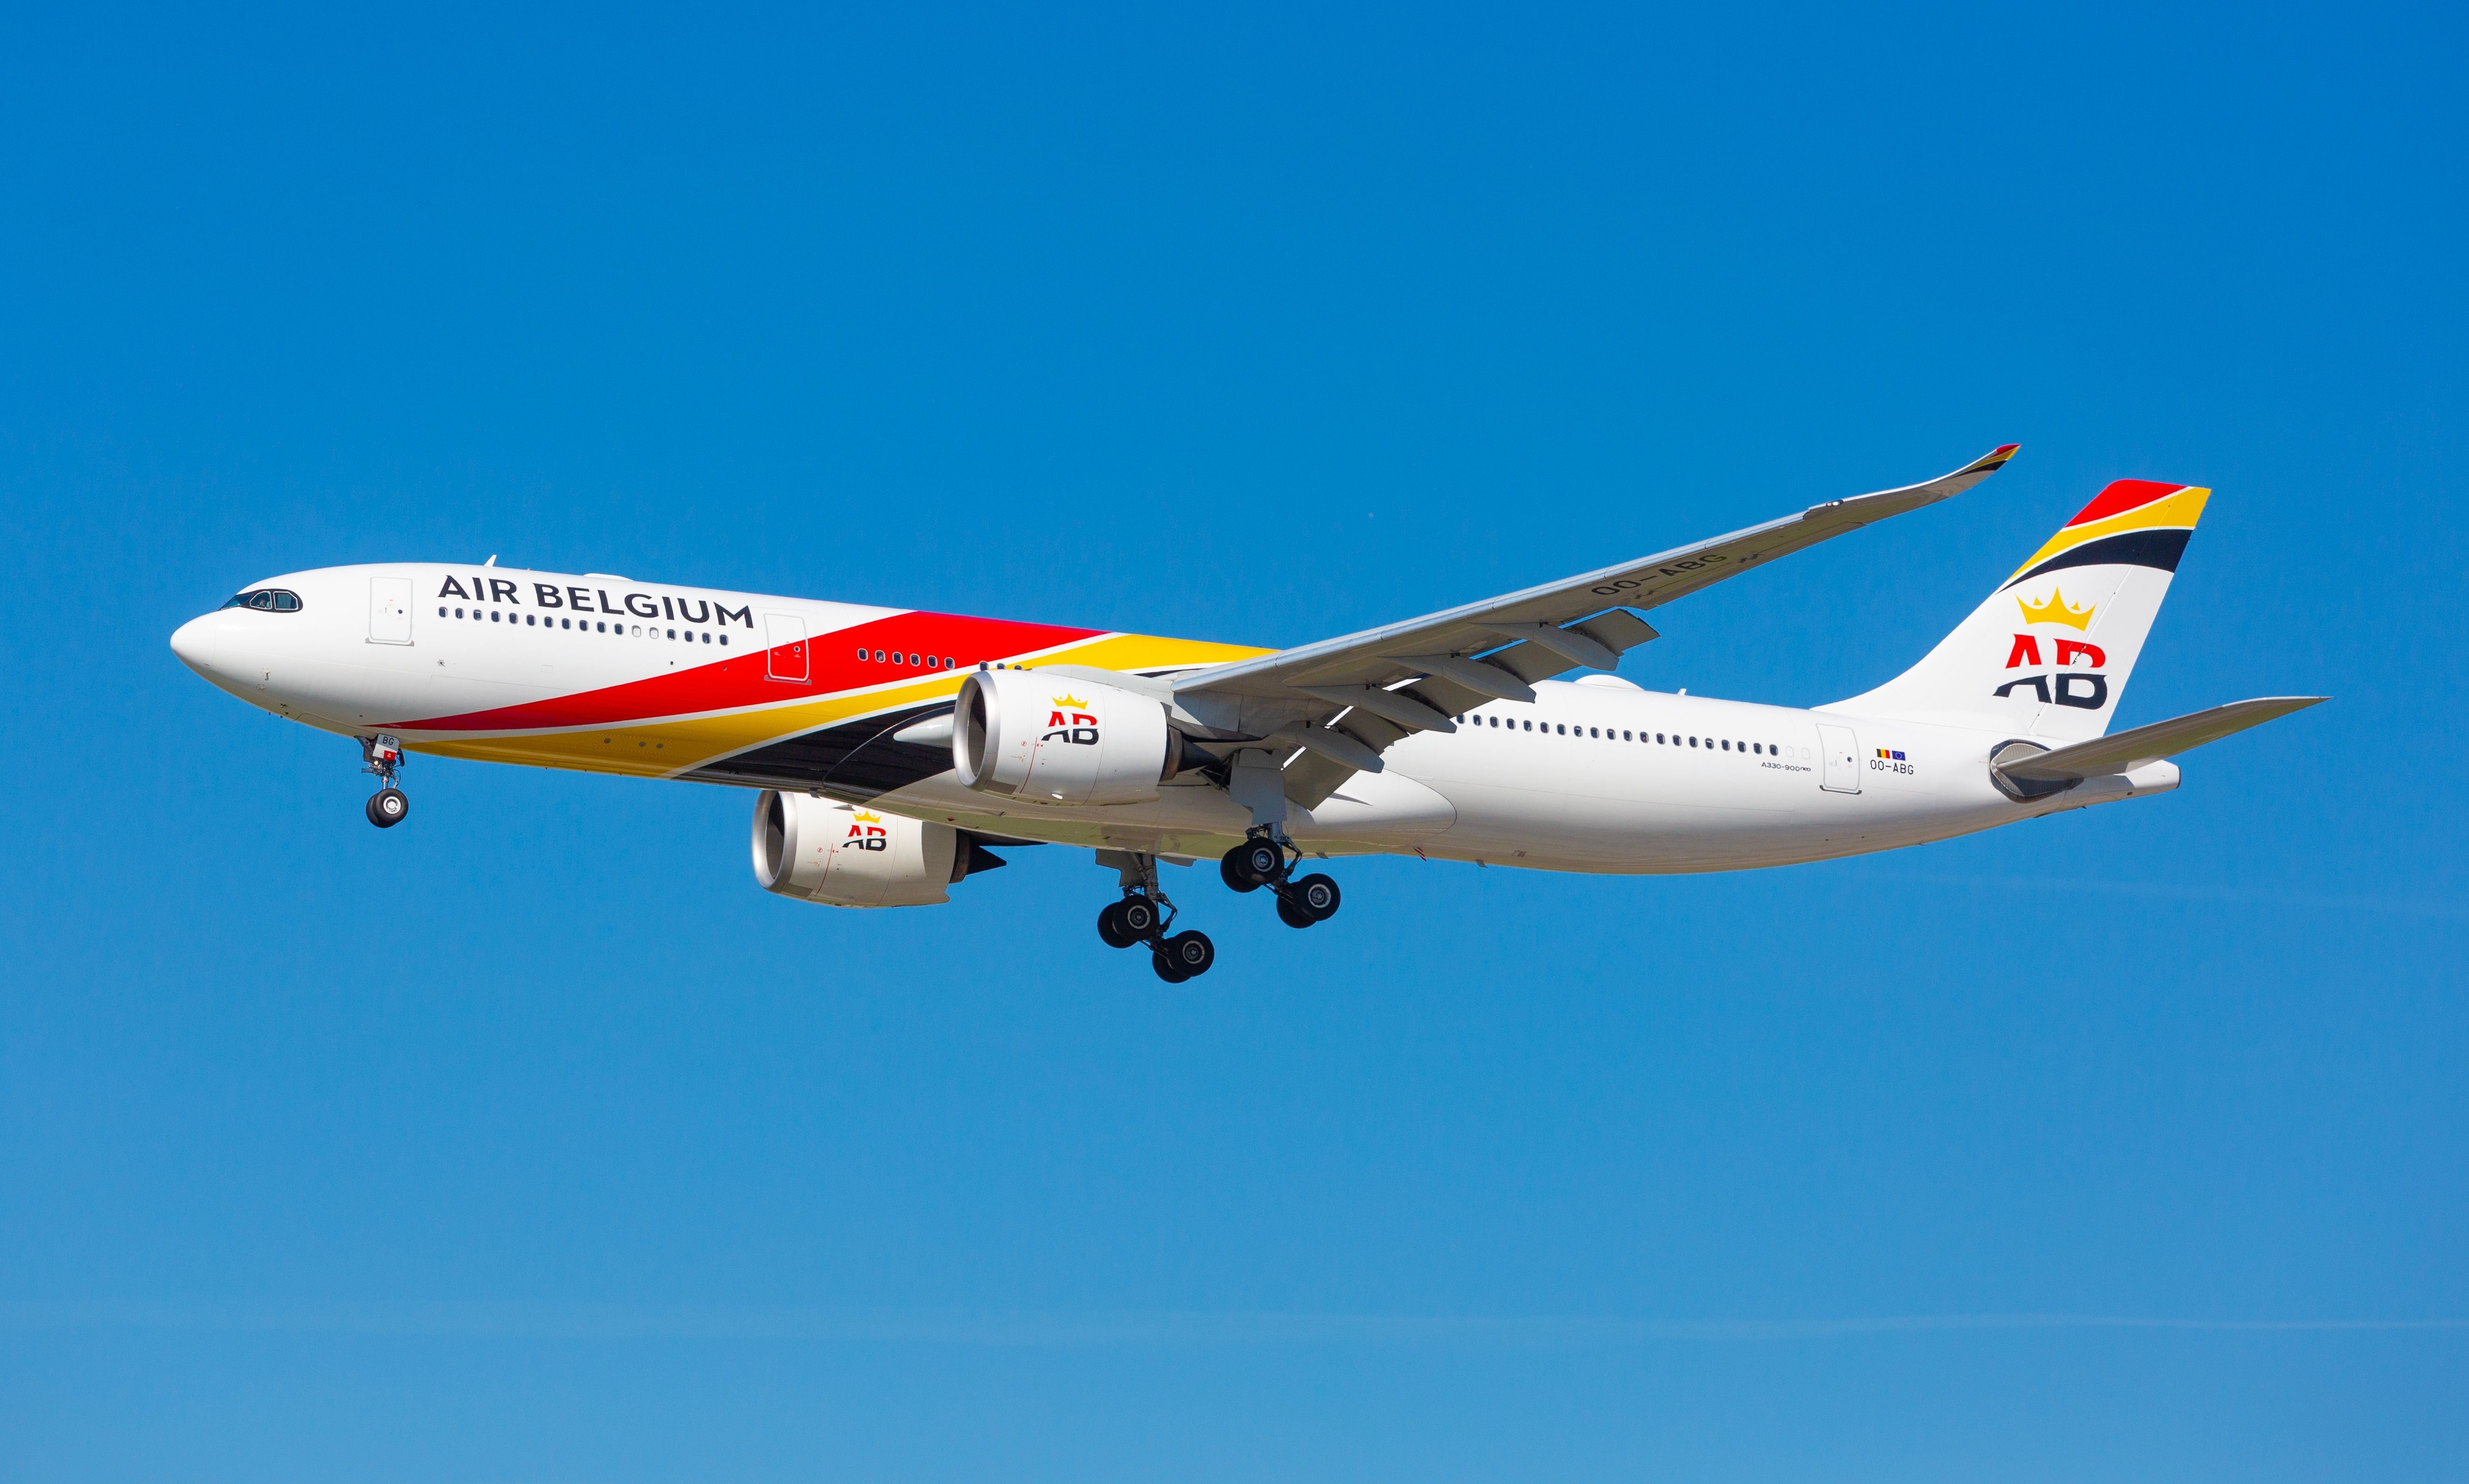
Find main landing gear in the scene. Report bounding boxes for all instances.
[1220,831,1341,930]
[360,734,410,828]
[1095,852,1216,982]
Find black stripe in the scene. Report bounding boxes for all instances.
[680,703,951,798]
[2003,528,2193,590]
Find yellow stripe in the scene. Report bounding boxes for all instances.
[2006,486,2210,583]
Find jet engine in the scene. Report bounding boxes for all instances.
[950,668,1186,806]
[751,789,1001,908]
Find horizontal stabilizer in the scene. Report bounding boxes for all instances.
[1995,696,2327,783]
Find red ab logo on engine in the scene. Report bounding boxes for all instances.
[1044,693,1099,746]
[844,810,889,852]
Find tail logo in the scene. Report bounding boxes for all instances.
[2016,587,2096,630]
[1997,591,2110,711]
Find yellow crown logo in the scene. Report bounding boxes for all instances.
[2016,587,2096,630]
[852,811,881,824]
[1052,693,1088,709]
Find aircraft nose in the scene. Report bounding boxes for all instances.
[170,614,230,679]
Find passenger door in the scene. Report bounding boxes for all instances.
[1817,723,1861,794]
[368,577,413,645]
[764,613,809,683]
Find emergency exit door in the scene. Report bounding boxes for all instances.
[1817,723,1861,794]
[764,613,808,682]
[368,577,413,645]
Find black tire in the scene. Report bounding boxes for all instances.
[1118,896,1161,939]
[1097,901,1137,949]
[1161,930,1215,977]
[1276,894,1316,930]
[366,788,408,828]
[1220,850,1263,894]
[1291,872,1341,921]
[1226,838,1282,888]
[1151,950,1191,983]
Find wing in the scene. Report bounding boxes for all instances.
[1169,445,2019,806]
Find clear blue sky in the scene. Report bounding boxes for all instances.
[3,4,2462,1480]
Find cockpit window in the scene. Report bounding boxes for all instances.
[221,589,303,612]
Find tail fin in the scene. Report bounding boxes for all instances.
[1830,478,2210,739]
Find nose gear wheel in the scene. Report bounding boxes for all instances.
[358,734,409,829]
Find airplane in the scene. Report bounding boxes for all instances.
[169,447,2322,981]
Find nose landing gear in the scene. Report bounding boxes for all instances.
[1094,850,1215,981]
[1222,832,1341,929]
[360,734,410,828]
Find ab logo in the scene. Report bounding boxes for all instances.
[1043,693,1099,747]
[843,810,889,853]
[1993,587,2110,710]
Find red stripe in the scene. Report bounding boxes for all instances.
[393,611,1102,731]
[2065,479,2185,528]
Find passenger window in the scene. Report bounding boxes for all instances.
[491,611,502,622]
[874,650,886,662]
[721,636,730,647]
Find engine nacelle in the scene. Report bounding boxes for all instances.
[951,668,1180,806]
[751,789,959,908]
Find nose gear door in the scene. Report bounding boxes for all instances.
[1817,723,1861,794]
[368,577,413,644]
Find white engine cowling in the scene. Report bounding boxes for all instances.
[751,789,956,908]
[951,668,1179,806]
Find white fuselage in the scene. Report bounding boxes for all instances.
[170,562,2178,877]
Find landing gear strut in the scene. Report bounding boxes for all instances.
[1094,851,1215,981]
[360,734,409,828]
[1222,831,1341,929]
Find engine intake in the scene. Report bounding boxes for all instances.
[951,668,1182,806]
[751,789,989,908]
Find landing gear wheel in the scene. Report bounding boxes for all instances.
[1097,901,1138,949]
[1220,850,1263,894]
[1157,930,1215,979]
[1290,873,1340,921]
[366,788,409,828]
[1276,894,1316,930]
[1225,838,1283,889]
[1118,896,1161,938]
[1151,950,1191,983]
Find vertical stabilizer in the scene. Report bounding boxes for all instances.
[1829,479,2209,740]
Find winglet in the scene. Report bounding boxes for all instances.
[1967,443,2022,474]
